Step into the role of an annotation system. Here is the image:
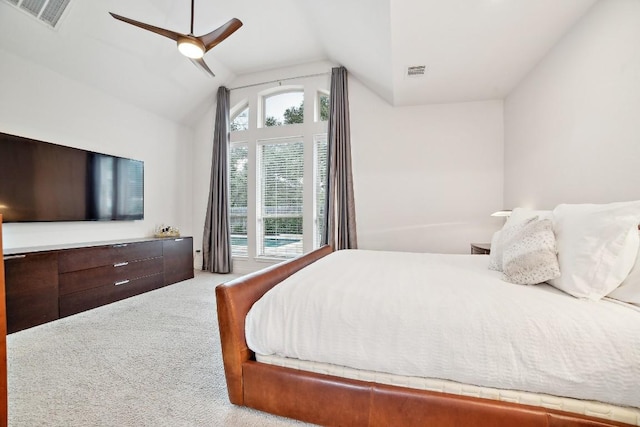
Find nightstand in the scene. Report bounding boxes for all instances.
[470,243,491,255]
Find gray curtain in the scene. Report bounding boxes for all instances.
[322,66,358,250]
[202,86,232,273]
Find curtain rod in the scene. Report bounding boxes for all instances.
[229,72,330,91]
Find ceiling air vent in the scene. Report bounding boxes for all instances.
[3,0,71,28]
[406,65,426,78]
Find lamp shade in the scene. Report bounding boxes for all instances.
[491,210,512,217]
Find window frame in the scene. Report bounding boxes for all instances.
[228,75,329,267]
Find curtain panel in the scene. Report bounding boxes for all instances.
[322,66,358,250]
[202,86,233,273]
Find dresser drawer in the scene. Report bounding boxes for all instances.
[4,252,59,333]
[59,240,163,273]
[59,272,164,317]
[59,256,164,295]
[163,237,194,285]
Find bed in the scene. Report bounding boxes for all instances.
[216,203,640,427]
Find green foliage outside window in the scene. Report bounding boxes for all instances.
[319,94,329,121]
[230,107,249,131]
[263,217,302,236]
[264,116,281,127]
[265,101,304,127]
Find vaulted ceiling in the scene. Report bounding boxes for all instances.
[0,0,597,125]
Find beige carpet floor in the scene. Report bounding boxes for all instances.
[7,271,313,426]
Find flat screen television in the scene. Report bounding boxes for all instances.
[0,132,144,223]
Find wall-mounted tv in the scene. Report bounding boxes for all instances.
[0,132,144,223]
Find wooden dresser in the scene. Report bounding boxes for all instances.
[4,237,194,334]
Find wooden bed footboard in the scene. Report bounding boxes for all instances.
[215,245,636,427]
[215,245,333,404]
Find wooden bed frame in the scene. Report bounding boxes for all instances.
[215,245,634,427]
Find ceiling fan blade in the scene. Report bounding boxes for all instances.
[109,12,182,42]
[189,58,215,77]
[198,18,243,53]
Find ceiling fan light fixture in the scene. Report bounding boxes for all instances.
[177,36,205,58]
[110,6,242,77]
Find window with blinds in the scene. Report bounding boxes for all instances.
[229,80,328,263]
[314,135,328,247]
[257,140,304,258]
[229,144,248,256]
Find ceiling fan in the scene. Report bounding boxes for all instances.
[109,0,242,77]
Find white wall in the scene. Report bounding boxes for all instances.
[0,48,194,250]
[350,78,504,254]
[192,101,216,270]
[504,0,640,209]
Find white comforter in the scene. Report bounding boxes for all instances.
[245,250,640,409]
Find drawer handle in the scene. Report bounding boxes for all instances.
[3,254,26,260]
[114,280,130,286]
[112,243,128,248]
[174,238,184,241]
[113,262,129,267]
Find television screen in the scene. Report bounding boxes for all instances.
[0,132,144,222]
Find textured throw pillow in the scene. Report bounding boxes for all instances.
[501,219,560,285]
[487,230,502,271]
[488,215,538,272]
[548,200,640,300]
[488,208,549,272]
[607,233,640,306]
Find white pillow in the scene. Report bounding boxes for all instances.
[607,232,640,306]
[548,201,640,300]
[502,219,560,285]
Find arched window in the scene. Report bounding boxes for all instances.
[230,102,249,131]
[261,89,304,128]
[228,75,329,265]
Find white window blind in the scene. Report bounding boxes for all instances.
[314,135,328,248]
[229,144,248,257]
[258,140,304,258]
